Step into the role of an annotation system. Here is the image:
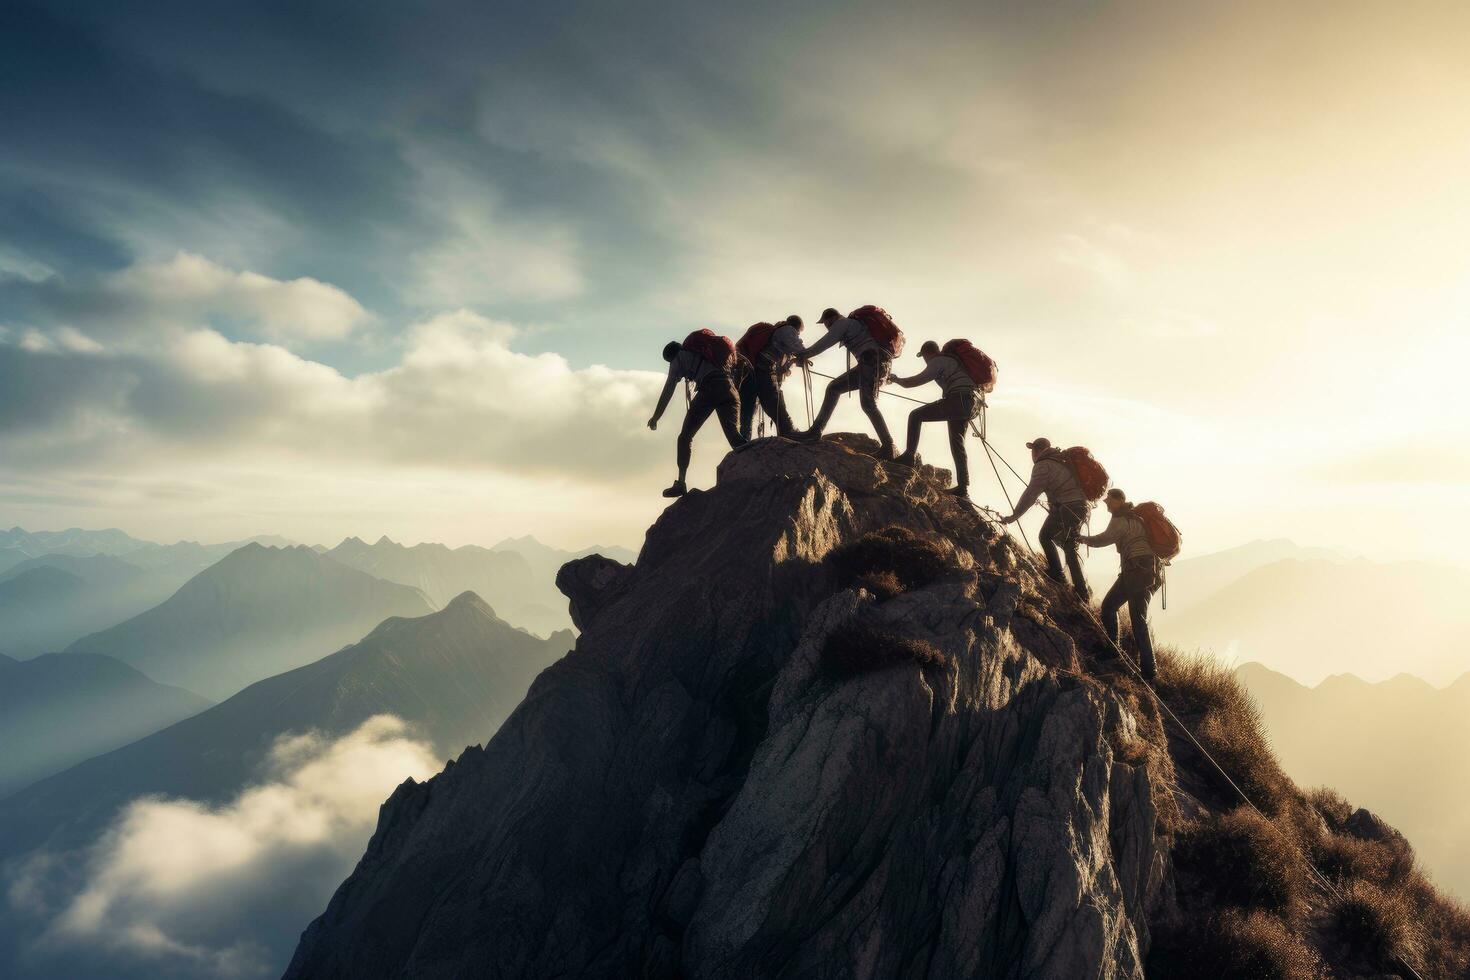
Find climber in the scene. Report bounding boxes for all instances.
[648,332,747,498]
[1077,488,1161,679]
[737,314,804,440]
[792,306,899,458]
[890,340,981,498]
[1000,437,1092,601]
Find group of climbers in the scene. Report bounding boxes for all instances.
[647,305,1180,679]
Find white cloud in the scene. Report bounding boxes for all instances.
[9,716,438,978]
[109,252,371,342]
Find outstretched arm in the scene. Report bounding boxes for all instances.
[648,360,681,428]
[801,323,844,360]
[890,361,939,389]
[1078,515,1123,548]
[1001,467,1044,522]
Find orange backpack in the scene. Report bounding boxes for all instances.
[1060,447,1108,501]
[736,322,778,361]
[848,305,906,357]
[940,339,998,393]
[681,329,736,369]
[1134,502,1182,563]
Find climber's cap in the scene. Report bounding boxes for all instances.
[1025,437,1052,452]
[1106,487,1127,502]
[817,307,841,324]
[917,340,940,359]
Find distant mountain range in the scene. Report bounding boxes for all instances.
[1238,662,1470,900]
[0,554,184,657]
[0,594,571,978]
[0,525,295,579]
[1159,552,1470,684]
[329,534,637,636]
[67,544,433,699]
[0,652,212,798]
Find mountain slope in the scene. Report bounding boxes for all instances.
[0,555,183,657]
[0,652,211,797]
[0,593,571,870]
[1239,662,1470,899]
[288,435,1467,980]
[67,544,432,698]
[327,535,542,616]
[1164,557,1470,683]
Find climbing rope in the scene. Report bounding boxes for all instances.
[965,499,1428,980]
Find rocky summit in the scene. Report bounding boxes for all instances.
[284,435,1459,979]
[284,434,1173,979]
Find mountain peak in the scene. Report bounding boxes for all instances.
[287,435,1161,976]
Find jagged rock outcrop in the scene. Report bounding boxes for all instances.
[286,435,1170,979]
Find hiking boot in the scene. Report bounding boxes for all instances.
[661,480,687,498]
[892,450,917,468]
[1140,666,1157,681]
[874,444,897,461]
[946,485,969,499]
[791,429,823,443]
[1074,586,1093,605]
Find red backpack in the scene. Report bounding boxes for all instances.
[1134,502,1182,563]
[736,322,778,361]
[682,329,736,369]
[940,339,998,393]
[1060,446,1108,501]
[848,305,906,357]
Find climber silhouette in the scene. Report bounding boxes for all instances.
[1079,488,1161,679]
[890,340,985,500]
[736,315,803,440]
[792,307,900,458]
[649,332,747,498]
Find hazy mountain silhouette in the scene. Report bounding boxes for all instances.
[0,526,299,582]
[0,652,211,798]
[1239,661,1470,900]
[0,593,568,864]
[0,594,572,979]
[327,534,640,636]
[1163,557,1470,683]
[0,555,184,657]
[1152,538,1342,613]
[66,544,432,699]
[326,535,549,625]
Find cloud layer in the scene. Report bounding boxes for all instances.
[8,715,438,978]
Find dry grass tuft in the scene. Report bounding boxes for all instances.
[1330,880,1420,971]
[852,569,903,601]
[1209,909,1324,980]
[1154,649,1293,815]
[1175,807,1306,917]
[829,525,964,598]
[1306,787,1353,832]
[822,619,949,675]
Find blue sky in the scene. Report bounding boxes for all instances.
[2,0,1468,556]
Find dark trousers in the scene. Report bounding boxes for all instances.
[810,349,893,450]
[902,391,979,487]
[1039,500,1090,599]
[1101,558,1161,674]
[738,362,794,439]
[678,373,746,479]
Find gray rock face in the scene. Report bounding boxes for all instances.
[286,435,1169,979]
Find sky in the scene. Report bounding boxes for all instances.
[2,0,1468,560]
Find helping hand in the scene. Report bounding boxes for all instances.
[647,417,658,431]
[1000,514,1017,525]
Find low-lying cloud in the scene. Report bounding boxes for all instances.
[7,715,439,978]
